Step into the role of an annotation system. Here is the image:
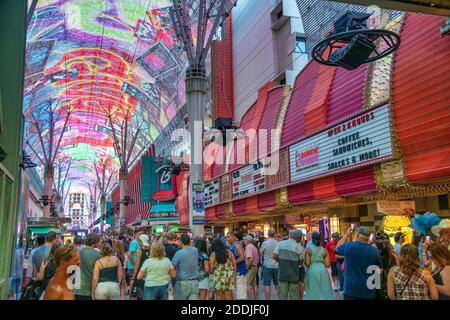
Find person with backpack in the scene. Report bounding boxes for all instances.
[126,229,142,288]
[131,234,150,299]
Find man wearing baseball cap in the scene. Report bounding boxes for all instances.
[336,226,383,300]
[431,219,450,251]
[273,229,305,300]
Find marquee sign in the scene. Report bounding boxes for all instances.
[266,148,289,189]
[205,179,219,206]
[231,160,266,198]
[377,200,416,216]
[290,104,393,183]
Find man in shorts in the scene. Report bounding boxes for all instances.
[243,235,259,300]
[260,230,279,300]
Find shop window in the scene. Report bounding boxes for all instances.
[329,216,340,235]
[438,194,449,210]
[358,204,368,217]
[277,9,284,20]
[295,36,306,53]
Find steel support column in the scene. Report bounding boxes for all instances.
[43,165,54,217]
[118,168,128,230]
[186,65,207,236]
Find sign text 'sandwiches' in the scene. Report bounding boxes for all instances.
[289,105,393,182]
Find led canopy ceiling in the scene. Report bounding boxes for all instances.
[23,0,189,190]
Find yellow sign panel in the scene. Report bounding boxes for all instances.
[382,215,413,246]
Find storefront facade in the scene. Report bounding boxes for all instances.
[202,13,450,238]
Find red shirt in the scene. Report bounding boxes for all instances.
[325,241,338,263]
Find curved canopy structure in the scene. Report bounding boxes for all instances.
[23,0,188,190]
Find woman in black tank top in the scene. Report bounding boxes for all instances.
[92,240,124,300]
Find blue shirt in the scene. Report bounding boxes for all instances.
[337,241,383,300]
[127,239,140,269]
[31,245,51,273]
[394,243,402,255]
[172,247,199,280]
[230,243,248,276]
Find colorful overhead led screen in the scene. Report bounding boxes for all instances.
[23,0,188,188]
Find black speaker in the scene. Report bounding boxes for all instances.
[330,34,375,70]
[214,117,233,129]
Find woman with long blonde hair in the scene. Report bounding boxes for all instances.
[387,244,438,300]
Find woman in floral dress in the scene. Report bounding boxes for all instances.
[209,238,237,300]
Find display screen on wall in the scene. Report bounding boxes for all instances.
[290,104,393,183]
[231,161,266,198]
[205,179,219,206]
[192,183,205,224]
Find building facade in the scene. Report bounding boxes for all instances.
[67,192,90,229]
[202,12,450,239]
[233,0,308,121]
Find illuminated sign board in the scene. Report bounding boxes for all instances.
[192,183,205,224]
[204,179,219,206]
[153,225,179,234]
[231,161,266,198]
[290,104,393,182]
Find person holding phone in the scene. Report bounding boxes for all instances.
[336,226,383,300]
[394,232,406,256]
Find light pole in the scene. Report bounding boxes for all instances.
[170,0,237,236]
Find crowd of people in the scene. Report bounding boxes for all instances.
[19,219,450,300]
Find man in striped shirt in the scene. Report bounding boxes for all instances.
[273,230,305,300]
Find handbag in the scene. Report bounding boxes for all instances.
[398,273,412,299]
